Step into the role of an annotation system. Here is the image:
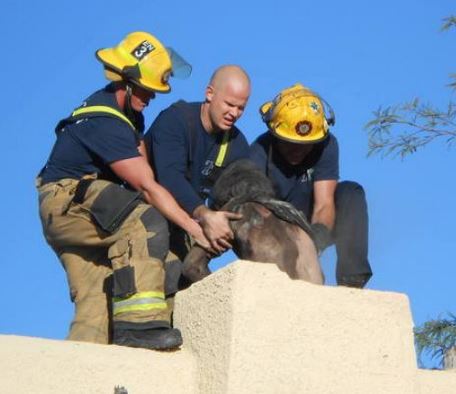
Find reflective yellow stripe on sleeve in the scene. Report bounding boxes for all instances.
[214,131,230,167]
[72,105,136,131]
[112,291,167,316]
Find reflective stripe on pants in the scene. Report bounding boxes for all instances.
[113,291,167,316]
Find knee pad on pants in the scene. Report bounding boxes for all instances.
[140,207,170,261]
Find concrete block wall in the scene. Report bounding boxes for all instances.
[1,260,455,393]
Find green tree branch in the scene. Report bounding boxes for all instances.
[365,16,456,158]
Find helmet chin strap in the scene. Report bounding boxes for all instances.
[124,82,137,126]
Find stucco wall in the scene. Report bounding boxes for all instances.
[175,261,418,393]
[1,260,455,393]
[0,334,197,394]
[416,369,456,393]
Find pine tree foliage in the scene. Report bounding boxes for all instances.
[366,17,455,158]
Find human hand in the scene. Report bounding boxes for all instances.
[193,206,242,254]
[187,220,213,252]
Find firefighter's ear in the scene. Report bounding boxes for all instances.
[205,84,214,103]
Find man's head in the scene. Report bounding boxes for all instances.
[201,65,251,132]
[260,83,335,165]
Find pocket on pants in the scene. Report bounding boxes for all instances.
[89,183,142,234]
[70,180,143,234]
[108,240,137,298]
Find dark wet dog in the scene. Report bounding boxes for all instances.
[182,160,324,285]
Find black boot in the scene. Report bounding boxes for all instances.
[337,273,371,289]
[112,321,183,350]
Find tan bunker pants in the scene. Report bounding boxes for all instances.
[37,178,170,344]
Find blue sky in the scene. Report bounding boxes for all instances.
[1,0,454,368]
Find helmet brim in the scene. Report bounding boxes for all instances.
[271,127,329,144]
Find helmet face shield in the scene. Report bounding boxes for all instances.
[166,47,192,79]
[260,84,335,144]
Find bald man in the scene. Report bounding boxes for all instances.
[144,65,251,291]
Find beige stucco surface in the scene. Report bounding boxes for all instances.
[1,260,454,393]
[175,260,418,393]
[416,369,456,393]
[0,334,196,394]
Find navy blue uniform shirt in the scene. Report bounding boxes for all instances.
[145,101,249,214]
[249,132,339,216]
[40,84,144,184]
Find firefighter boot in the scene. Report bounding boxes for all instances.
[112,322,183,350]
[338,273,371,289]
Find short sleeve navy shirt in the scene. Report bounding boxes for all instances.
[40,84,143,184]
[144,101,249,214]
[249,132,339,215]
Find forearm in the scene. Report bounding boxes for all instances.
[311,180,337,230]
[142,182,201,236]
[311,202,336,230]
[110,156,200,236]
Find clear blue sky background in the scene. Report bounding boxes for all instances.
[1,0,454,368]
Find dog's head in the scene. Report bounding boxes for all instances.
[211,159,276,209]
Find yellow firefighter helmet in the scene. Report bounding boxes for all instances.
[260,83,335,144]
[96,31,191,93]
